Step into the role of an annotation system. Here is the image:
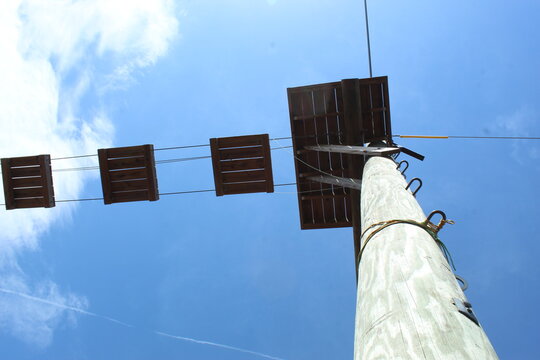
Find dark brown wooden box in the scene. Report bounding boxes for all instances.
[1,155,55,210]
[287,77,392,229]
[210,134,274,196]
[98,145,159,204]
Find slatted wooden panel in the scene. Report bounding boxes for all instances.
[210,134,274,196]
[98,145,159,204]
[287,76,392,229]
[1,155,55,210]
[288,82,352,229]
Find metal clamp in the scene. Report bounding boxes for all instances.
[396,160,409,175]
[405,178,422,197]
[453,298,479,326]
[425,210,452,232]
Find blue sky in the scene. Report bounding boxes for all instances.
[0,0,539,359]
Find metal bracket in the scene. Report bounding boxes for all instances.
[453,298,479,326]
[304,144,400,156]
[398,146,425,161]
[405,178,422,197]
[307,175,362,190]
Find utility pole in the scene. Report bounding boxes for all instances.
[354,155,498,359]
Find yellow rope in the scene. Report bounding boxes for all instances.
[397,135,449,139]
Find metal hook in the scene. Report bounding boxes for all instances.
[396,160,409,175]
[405,177,422,197]
[455,275,468,291]
[391,152,400,161]
[425,210,453,232]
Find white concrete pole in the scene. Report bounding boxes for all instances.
[354,156,498,359]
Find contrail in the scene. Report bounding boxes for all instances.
[0,287,285,360]
[154,331,285,360]
[0,287,134,328]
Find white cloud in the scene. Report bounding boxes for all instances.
[0,0,178,347]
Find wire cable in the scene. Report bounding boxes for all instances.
[0,183,300,207]
[394,134,540,140]
[363,0,373,77]
[272,138,361,188]
[51,147,292,173]
[49,138,291,162]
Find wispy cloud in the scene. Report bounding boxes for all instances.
[0,0,178,347]
[0,287,286,360]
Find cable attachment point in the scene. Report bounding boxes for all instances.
[455,274,468,291]
[453,298,479,326]
[424,210,455,233]
[396,160,409,175]
[405,177,422,196]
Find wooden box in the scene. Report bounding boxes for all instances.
[98,145,159,204]
[210,134,274,196]
[1,155,55,210]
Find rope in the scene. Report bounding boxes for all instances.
[357,218,456,270]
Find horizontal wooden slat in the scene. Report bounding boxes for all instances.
[219,146,263,160]
[288,81,341,93]
[220,158,265,172]
[301,221,351,230]
[10,166,41,178]
[8,156,41,167]
[221,169,267,183]
[221,181,267,195]
[11,177,43,188]
[217,135,264,148]
[13,198,45,209]
[292,112,342,121]
[104,146,147,159]
[13,188,44,199]
[110,190,149,203]
[110,179,149,192]
[107,157,146,170]
[108,168,148,181]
